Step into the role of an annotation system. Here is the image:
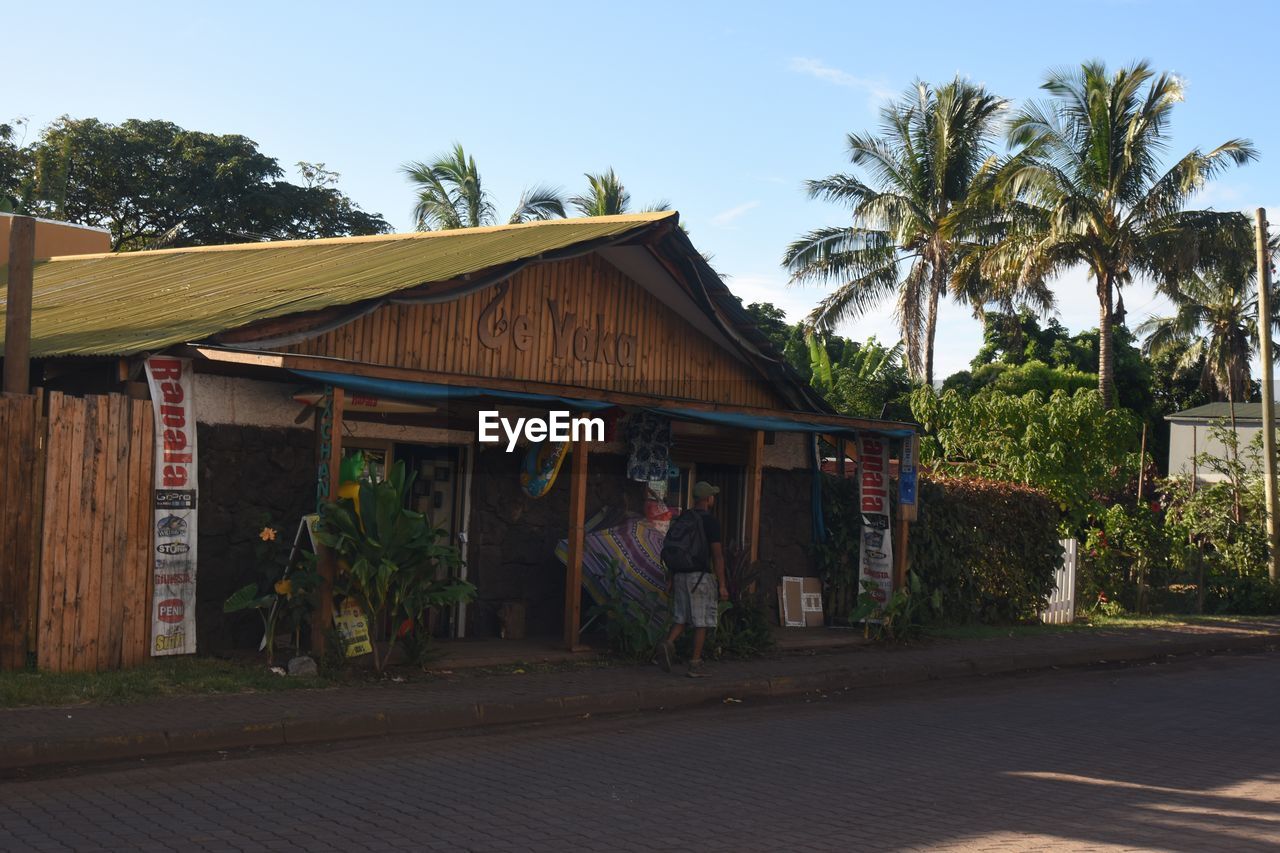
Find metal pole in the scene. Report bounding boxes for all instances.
[1255,208,1279,582]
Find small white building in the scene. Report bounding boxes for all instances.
[1166,403,1271,482]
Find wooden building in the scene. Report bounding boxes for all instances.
[1,212,915,667]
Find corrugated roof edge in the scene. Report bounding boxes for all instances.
[36,211,678,262]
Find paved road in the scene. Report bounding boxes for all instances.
[2,653,1277,852]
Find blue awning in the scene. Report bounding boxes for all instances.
[652,407,914,438]
[293,370,913,437]
[293,370,615,411]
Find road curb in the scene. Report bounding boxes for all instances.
[3,632,1275,772]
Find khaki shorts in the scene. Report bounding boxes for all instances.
[671,572,718,628]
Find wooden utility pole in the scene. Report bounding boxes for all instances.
[562,436,589,650]
[4,215,36,394]
[1256,208,1279,582]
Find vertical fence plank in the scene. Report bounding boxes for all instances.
[99,394,130,669]
[124,397,154,666]
[0,399,15,668]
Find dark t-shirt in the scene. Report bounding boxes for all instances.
[696,509,721,557]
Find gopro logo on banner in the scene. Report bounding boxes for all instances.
[477,410,604,452]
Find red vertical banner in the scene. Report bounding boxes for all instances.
[145,356,198,656]
[857,433,893,605]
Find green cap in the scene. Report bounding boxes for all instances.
[692,481,721,499]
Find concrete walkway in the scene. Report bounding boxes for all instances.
[2,619,1276,773]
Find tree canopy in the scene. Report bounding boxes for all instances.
[8,117,390,250]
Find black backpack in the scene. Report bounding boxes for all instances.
[661,509,708,574]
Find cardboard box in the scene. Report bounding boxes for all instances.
[779,576,824,627]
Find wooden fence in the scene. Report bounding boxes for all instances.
[1041,538,1078,625]
[0,392,44,669]
[0,391,155,672]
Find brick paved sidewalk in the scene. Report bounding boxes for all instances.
[3,619,1277,773]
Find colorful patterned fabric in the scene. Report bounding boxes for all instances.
[625,412,672,483]
[556,518,670,629]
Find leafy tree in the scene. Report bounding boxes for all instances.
[15,117,389,250]
[950,310,1152,412]
[990,61,1257,408]
[402,143,564,230]
[807,333,912,418]
[569,168,669,217]
[784,77,1027,385]
[911,385,1141,532]
[0,118,36,213]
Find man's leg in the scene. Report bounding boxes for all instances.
[658,623,684,673]
[691,627,706,661]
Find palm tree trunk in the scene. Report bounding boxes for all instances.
[924,269,943,388]
[1097,273,1116,410]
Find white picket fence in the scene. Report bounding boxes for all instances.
[1041,539,1078,624]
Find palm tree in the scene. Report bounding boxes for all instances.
[991,61,1257,408]
[783,77,1015,386]
[1138,267,1271,405]
[401,143,565,230]
[569,168,669,217]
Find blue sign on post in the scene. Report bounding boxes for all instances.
[898,434,919,511]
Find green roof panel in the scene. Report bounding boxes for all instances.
[0,213,674,357]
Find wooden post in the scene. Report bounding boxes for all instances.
[311,386,344,654]
[744,429,764,563]
[4,215,35,395]
[894,514,910,592]
[1256,208,1279,582]
[562,436,589,650]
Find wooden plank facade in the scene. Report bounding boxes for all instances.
[31,392,154,672]
[0,392,43,669]
[282,255,784,409]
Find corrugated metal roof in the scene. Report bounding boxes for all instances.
[1167,402,1274,422]
[0,212,674,357]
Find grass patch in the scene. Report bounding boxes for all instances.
[923,613,1272,641]
[0,657,332,709]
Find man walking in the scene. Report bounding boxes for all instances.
[657,481,729,677]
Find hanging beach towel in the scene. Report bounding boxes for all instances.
[521,439,570,498]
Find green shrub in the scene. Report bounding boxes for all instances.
[909,476,1062,623]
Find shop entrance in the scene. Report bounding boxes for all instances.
[342,438,473,638]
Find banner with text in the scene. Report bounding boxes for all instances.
[145,356,199,656]
[857,433,893,605]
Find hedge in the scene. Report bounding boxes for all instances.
[909,475,1062,623]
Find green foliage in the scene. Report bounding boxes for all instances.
[582,558,667,662]
[850,571,942,642]
[908,477,1062,623]
[314,462,474,672]
[706,545,775,659]
[222,519,322,664]
[912,385,1140,533]
[11,117,389,249]
[402,142,565,229]
[959,311,1152,414]
[1080,503,1168,611]
[813,474,861,622]
[569,168,669,217]
[1163,424,1269,580]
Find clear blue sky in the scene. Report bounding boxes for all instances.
[8,0,1278,378]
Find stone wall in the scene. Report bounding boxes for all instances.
[467,447,638,638]
[196,425,316,653]
[756,467,818,610]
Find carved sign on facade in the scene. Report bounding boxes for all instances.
[477,281,637,366]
